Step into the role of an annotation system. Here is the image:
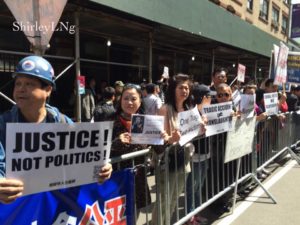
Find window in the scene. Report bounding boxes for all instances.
[247,0,253,11]
[259,0,269,21]
[271,7,279,25]
[282,16,288,34]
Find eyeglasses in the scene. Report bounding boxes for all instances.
[217,93,230,98]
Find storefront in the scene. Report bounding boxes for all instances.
[0,0,282,118]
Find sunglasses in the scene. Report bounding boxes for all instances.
[217,93,230,98]
[124,83,141,90]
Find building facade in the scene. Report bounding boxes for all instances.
[211,0,290,42]
[0,0,295,119]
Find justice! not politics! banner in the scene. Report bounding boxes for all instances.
[5,122,113,195]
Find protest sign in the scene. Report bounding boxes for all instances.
[201,102,233,137]
[264,92,278,115]
[240,94,255,118]
[178,106,203,146]
[273,44,279,66]
[78,75,85,95]
[162,66,169,79]
[6,121,113,195]
[274,42,289,85]
[237,64,246,82]
[224,117,256,163]
[131,114,164,145]
[0,169,135,225]
[232,90,241,111]
[269,44,279,79]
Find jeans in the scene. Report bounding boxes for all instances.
[186,160,208,213]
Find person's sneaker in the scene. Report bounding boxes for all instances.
[238,189,250,197]
[184,216,201,225]
[257,172,267,179]
[195,215,208,225]
[262,168,271,175]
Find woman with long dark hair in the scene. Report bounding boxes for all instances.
[153,74,195,225]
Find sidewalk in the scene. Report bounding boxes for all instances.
[213,158,300,225]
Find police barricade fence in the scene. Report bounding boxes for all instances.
[151,111,300,225]
[109,148,152,224]
[108,111,300,225]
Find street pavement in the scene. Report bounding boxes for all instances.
[213,158,300,225]
[137,155,300,225]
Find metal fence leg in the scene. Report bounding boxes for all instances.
[231,158,241,213]
[251,174,277,204]
[287,147,300,165]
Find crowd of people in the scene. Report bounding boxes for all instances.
[78,66,300,224]
[1,55,300,225]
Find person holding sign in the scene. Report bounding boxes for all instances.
[216,83,232,104]
[110,83,155,213]
[264,79,288,113]
[0,56,112,204]
[208,83,236,213]
[210,67,228,92]
[286,85,300,111]
[243,84,268,121]
[152,74,195,225]
[186,84,213,225]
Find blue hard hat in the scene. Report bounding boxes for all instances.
[13,56,55,86]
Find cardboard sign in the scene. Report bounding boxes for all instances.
[224,117,256,163]
[240,94,255,118]
[232,90,241,111]
[178,107,203,146]
[78,76,85,95]
[201,102,233,137]
[131,114,164,145]
[6,122,113,195]
[237,64,246,82]
[264,92,278,115]
[162,66,169,79]
[274,42,289,85]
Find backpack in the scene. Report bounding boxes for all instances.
[93,102,116,122]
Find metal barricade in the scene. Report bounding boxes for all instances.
[110,148,153,224]
[109,111,300,225]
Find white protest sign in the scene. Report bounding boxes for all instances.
[131,114,164,145]
[6,122,113,196]
[224,117,256,163]
[240,94,255,119]
[232,90,241,110]
[201,102,233,137]
[273,44,279,66]
[162,66,169,79]
[264,92,279,115]
[274,42,289,85]
[237,64,246,82]
[178,107,203,146]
